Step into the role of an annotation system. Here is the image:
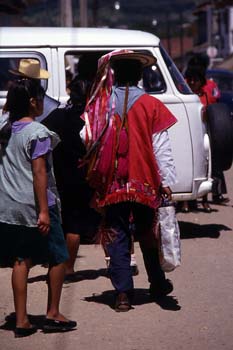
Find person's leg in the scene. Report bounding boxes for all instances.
[202,194,211,212]
[139,232,166,287]
[104,230,139,274]
[43,262,77,332]
[212,170,229,203]
[47,262,66,320]
[65,233,80,275]
[12,259,31,328]
[103,247,111,268]
[105,204,133,293]
[130,234,139,276]
[104,203,133,311]
[43,206,76,331]
[134,204,173,297]
[181,200,189,213]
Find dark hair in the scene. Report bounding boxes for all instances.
[77,54,100,82]
[184,66,206,87]
[67,77,90,108]
[112,59,143,86]
[187,53,210,71]
[0,79,45,146]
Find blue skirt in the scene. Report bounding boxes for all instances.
[0,206,68,267]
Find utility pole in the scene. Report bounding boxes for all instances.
[80,0,88,27]
[60,0,73,27]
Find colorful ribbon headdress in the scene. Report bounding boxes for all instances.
[82,49,136,148]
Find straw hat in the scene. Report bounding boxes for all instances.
[9,58,50,79]
[110,50,156,67]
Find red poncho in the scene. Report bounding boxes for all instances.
[96,94,177,209]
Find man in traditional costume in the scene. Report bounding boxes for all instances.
[81,50,177,311]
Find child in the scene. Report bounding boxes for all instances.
[0,77,76,337]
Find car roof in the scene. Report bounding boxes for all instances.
[0,27,160,48]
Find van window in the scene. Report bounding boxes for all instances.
[65,52,104,91]
[160,45,192,94]
[0,57,47,94]
[64,51,166,94]
[142,65,166,93]
[0,57,20,91]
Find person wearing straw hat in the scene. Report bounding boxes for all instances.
[9,58,50,79]
[8,58,59,121]
[80,50,178,311]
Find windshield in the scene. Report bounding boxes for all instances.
[159,45,192,94]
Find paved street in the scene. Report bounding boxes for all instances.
[1,167,233,350]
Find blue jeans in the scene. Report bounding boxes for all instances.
[104,202,165,295]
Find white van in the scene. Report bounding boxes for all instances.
[0,26,213,201]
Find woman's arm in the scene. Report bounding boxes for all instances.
[32,155,50,235]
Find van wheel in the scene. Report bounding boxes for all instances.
[206,103,233,171]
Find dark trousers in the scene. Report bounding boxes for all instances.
[104,202,165,295]
[212,169,227,196]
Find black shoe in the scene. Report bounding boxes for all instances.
[115,292,132,312]
[14,325,37,338]
[43,318,77,333]
[149,279,173,299]
[212,195,229,204]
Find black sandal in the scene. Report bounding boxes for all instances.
[14,325,37,338]
[43,318,77,333]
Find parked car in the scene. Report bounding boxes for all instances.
[206,68,233,117]
[0,27,232,201]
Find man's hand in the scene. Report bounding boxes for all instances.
[37,211,50,235]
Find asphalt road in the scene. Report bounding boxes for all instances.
[1,167,233,350]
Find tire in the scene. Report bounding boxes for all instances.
[206,103,233,171]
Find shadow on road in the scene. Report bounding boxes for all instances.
[179,221,231,239]
[0,312,45,333]
[28,268,108,284]
[84,288,181,311]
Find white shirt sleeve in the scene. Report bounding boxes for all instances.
[152,130,177,187]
